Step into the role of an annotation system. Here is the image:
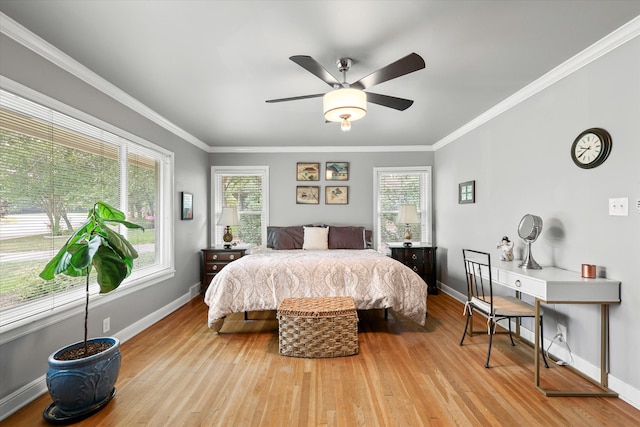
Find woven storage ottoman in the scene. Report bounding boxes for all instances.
[277,297,359,358]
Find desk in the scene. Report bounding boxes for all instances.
[491,261,621,397]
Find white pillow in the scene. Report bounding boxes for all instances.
[303,226,329,250]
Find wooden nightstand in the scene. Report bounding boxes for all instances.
[387,243,438,295]
[200,246,247,293]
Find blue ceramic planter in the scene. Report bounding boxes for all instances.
[45,337,121,419]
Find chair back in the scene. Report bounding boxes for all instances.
[462,249,494,313]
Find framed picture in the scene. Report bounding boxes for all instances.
[181,192,193,219]
[325,162,349,181]
[296,162,320,181]
[458,181,475,204]
[325,186,348,205]
[296,186,320,204]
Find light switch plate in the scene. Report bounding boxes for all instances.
[609,198,628,216]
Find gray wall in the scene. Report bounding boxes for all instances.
[0,35,209,401]
[434,36,640,392]
[210,151,434,239]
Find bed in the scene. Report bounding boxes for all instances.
[204,225,428,332]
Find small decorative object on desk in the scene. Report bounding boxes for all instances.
[582,264,596,278]
[496,236,514,261]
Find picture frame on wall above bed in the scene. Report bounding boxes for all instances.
[296,186,320,204]
[296,162,320,181]
[325,162,349,181]
[326,186,348,205]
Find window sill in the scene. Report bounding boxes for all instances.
[0,268,175,346]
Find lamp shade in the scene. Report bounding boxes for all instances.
[217,207,240,226]
[397,205,420,224]
[323,88,367,122]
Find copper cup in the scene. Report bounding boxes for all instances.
[581,264,596,279]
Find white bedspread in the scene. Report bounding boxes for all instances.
[204,249,427,331]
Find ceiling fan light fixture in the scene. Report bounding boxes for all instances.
[340,115,352,132]
[323,88,367,123]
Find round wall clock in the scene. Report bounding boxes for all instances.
[570,128,612,169]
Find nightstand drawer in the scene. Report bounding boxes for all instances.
[205,262,229,273]
[204,251,242,262]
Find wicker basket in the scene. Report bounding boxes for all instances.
[277,297,359,358]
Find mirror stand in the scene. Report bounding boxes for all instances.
[520,240,542,269]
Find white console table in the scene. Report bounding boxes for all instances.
[491,261,621,397]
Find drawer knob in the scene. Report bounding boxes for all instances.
[213,265,218,270]
[515,279,521,288]
[413,266,418,272]
[213,254,218,260]
[229,255,235,260]
[411,254,418,260]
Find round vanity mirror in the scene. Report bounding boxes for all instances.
[517,214,543,269]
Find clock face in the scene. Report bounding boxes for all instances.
[570,128,612,169]
[573,133,602,165]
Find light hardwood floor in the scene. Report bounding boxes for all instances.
[3,292,639,426]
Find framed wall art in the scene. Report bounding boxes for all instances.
[296,162,320,181]
[181,192,194,219]
[325,186,348,205]
[296,186,320,204]
[325,162,349,181]
[458,180,475,204]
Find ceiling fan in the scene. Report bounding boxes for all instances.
[266,53,426,131]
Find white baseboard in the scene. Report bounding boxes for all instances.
[438,281,640,410]
[0,285,200,421]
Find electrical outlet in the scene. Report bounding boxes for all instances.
[558,324,567,343]
[103,317,111,333]
[608,197,628,216]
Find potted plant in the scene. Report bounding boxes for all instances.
[38,201,143,423]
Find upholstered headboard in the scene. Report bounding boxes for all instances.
[267,225,372,250]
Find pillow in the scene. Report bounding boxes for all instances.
[328,226,366,249]
[303,226,329,250]
[267,226,304,250]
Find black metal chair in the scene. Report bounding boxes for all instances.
[459,249,549,368]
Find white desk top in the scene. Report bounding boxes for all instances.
[490,261,620,303]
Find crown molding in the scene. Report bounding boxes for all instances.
[432,15,640,151]
[208,144,433,154]
[0,12,210,152]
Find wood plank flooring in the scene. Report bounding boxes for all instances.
[3,292,639,426]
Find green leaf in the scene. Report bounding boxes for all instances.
[92,246,128,293]
[103,227,139,259]
[103,218,144,230]
[68,241,91,270]
[95,201,126,221]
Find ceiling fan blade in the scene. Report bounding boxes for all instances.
[366,92,414,111]
[265,93,324,103]
[290,55,342,87]
[350,53,425,90]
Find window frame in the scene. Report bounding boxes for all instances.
[0,79,175,343]
[210,166,270,247]
[373,166,433,251]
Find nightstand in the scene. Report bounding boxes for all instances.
[387,243,438,294]
[201,246,247,293]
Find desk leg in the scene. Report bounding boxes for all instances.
[534,299,541,388]
[535,301,618,397]
[601,304,608,387]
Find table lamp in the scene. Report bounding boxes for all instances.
[217,207,240,248]
[397,205,420,247]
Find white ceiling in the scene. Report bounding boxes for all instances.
[1,1,639,150]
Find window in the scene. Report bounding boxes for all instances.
[373,166,432,252]
[0,86,174,332]
[211,166,269,247]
